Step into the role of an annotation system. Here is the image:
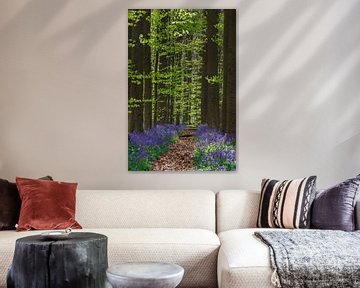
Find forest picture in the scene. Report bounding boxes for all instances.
[128,9,236,171]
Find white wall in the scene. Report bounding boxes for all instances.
[0,0,359,191]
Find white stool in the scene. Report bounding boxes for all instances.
[106,262,184,288]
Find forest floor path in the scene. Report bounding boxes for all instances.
[151,128,197,171]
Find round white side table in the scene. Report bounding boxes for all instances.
[106,262,184,288]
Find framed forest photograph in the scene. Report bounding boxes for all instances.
[128,9,236,171]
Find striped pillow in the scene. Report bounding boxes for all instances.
[257,176,317,229]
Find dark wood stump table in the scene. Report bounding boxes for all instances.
[7,232,108,288]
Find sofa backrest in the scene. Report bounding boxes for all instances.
[76,190,216,231]
[216,190,260,233]
[217,190,360,233]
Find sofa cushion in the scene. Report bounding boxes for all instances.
[257,176,316,229]
[217,228,278,288]
[311,174,360,231]
[0,228,220,288]
[105,228,219,288]
[76,190,216,231]
[16,177,82,231]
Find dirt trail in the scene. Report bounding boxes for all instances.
[151,130,197,171]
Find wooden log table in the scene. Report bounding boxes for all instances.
[7,232,108,288]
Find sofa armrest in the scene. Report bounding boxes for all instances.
[356,200,360,230]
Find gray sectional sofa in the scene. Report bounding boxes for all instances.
[0,189,359,288]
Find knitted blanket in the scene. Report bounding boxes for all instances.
[255,230,360,288]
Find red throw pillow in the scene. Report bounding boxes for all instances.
[0,176,53,230]
[16,177,82,231]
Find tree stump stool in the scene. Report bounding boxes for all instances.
[7,232,108,288]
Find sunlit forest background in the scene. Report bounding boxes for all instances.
[128,9,236,171]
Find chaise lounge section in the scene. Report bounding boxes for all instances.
[216,189,360,288]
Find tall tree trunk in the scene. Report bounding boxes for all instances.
[169,53,175,124]
[174,52,182,125]
[165,86,170,123]
[128,24,134,132]
[202,9,220,128]
[221,63,227,132]
[177,49,185,125]
[130,11,145,132]
[164,53,172,123]
[156,11,169,124]
[153,50,159,125]
[218,12,224,130]
[183,49,192,125]
[201,53,208,124]
[157,55,167,123]
[222,9,236,134]
[157,52,167,124]
[201,11,208,125]
[143,10,152,130]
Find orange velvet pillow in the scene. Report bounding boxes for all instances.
[16,177,82,231]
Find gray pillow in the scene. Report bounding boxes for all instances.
[311,174,360,231]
